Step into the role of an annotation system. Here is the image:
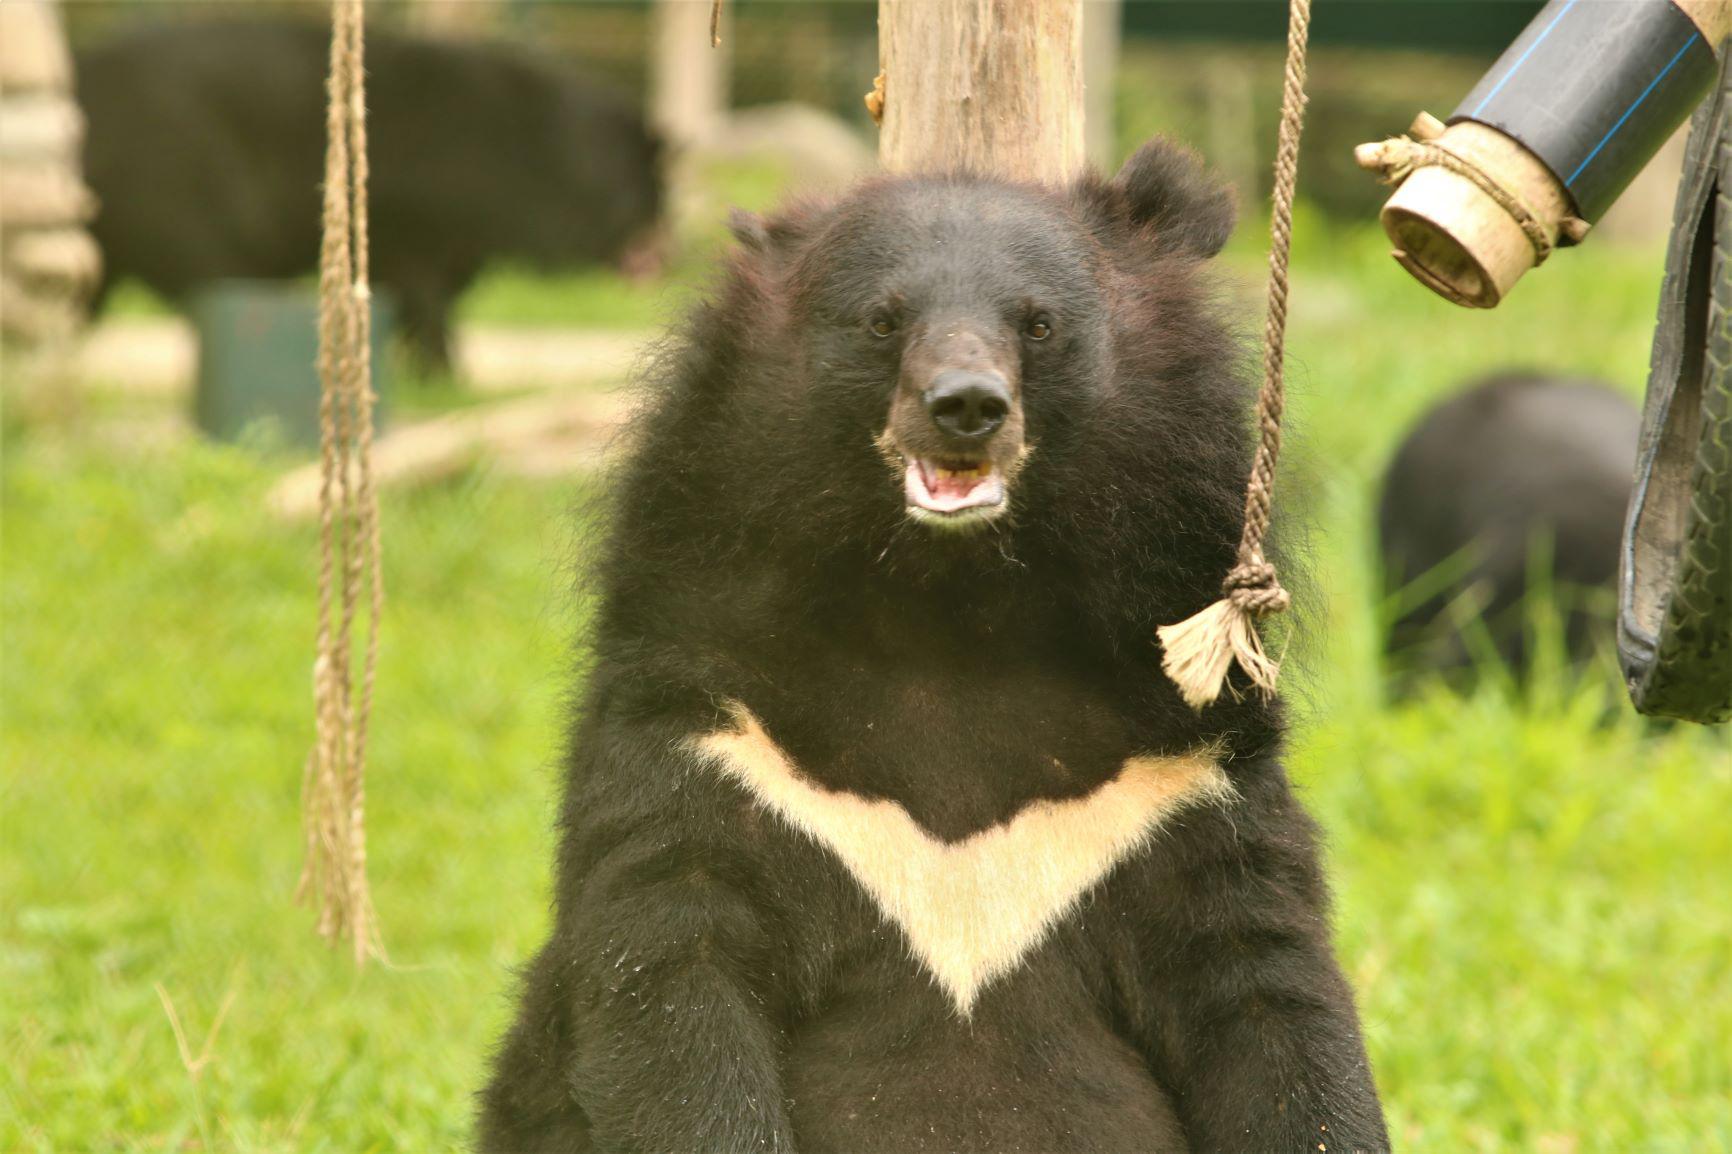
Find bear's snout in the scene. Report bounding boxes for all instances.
[881,320,1028,530]
[925,370,1011,440]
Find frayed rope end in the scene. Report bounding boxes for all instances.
[1157,563,1289,711]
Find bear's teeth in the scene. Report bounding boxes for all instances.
[904,457,1007,519]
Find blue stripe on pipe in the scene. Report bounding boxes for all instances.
[1566,32,1701,187]
[1470,0,1578,119]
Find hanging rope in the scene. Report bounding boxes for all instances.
[1158,0,1311,710]
[298,0,384,964]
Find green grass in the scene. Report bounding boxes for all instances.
[95,281,180,321]
[5,218,1730,1151]
[1,438,581,1151]
[455,265,686,333]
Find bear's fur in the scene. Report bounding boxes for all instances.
[479,139,1387,1153]
[77,18,663,370]
[1379,372,1639,687]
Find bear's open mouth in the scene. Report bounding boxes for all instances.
[903,456,1007,522]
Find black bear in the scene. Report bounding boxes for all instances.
[480,139,1388,1152]
[1378,372,1640,688]
[77,18,663,371]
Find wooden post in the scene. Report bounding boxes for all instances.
[653,0,730,148]
[877,0,1085,184]
[1083,0,1121,170]
[410,0,498,38]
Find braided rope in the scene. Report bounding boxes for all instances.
[1234,0,1309,616]
[299,0,382,964]
[1233,0,1309,617]
[1158,0,1310,709]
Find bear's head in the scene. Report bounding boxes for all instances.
[617,138,1255,635]
[722,136,1239,533]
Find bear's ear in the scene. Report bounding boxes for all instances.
[728,209,774,252]
[728,208,809,257]
[1101,137,1236,259]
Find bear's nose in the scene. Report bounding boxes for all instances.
[924,371,1011,440]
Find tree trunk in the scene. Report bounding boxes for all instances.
[877,0,1085,184]
[410,0,498,39]
[653,0,730,147]
[1083,0,1121,170]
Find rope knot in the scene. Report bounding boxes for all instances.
[1355,135,1424,185]
[1223,561,1290,616]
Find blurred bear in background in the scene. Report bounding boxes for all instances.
[1378,372,1640,690]
[77,18,664,371]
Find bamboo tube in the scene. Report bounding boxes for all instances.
[1359,0,1729,308]
[1364,117,1578,309]
[1677,0,1732,41]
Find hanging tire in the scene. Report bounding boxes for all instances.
[1618,62,1732,724]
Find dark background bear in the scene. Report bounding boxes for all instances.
[479,140,1387,1152]
[76,18,663,371]
[1378,372,1640,690]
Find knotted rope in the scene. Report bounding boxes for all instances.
[298,0,384,964]
[1157,0,1310,710]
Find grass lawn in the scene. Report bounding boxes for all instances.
[5,219,1729,1152]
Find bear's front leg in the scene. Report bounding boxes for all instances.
[483,712,798,1154]
[571,857,794,1152]
[1138,764,1389,1154]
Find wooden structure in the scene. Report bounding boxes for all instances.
[653,0,731,147]
[0,0,100,351]
[410,0,498,38]
[877,0,1085,183]
[1083,0,1122,168]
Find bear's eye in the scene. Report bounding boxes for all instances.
[869,315,897,339]
[1025,316,1053,342]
